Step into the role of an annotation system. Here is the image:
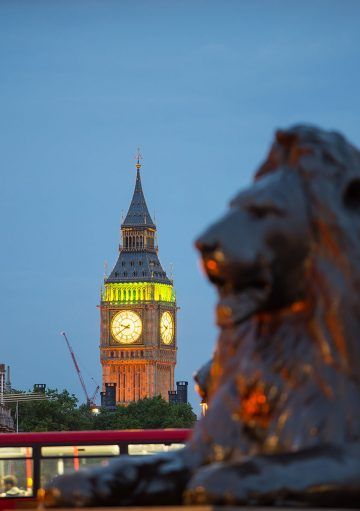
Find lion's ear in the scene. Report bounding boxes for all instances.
[343,178,360,211]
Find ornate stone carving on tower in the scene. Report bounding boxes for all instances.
[100,154,177,405]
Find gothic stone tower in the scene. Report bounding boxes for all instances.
[100,156,177,404]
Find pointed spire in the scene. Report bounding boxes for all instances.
[107,151,171,285]
[122,151,156,229]
[135,147,142,170]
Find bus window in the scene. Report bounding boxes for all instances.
[41,445,119,457]
[0,447,33,498]
[128,443,185,455]
[40,445,120,487]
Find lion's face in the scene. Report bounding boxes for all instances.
[196,168,312,327]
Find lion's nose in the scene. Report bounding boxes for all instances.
[195,232,226,282]
[195,235,218,255]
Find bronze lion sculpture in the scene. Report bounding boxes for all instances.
[45,125,360,507]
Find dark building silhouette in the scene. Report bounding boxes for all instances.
[100,383,117,410]
[168,381,188,404]
[0,364,14,432]
[33,384,46,394]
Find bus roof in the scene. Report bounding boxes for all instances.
[0,429,192,446]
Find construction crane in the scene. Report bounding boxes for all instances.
[60,332,99,409]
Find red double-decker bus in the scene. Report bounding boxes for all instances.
[0,429,192,509]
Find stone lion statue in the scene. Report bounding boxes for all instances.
[45,125,360,507]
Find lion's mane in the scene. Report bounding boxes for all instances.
[190,126,360,463]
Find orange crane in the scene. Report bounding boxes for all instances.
[60,332,99,409]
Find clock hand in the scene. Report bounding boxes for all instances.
[118,324,130,334]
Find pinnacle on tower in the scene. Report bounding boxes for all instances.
[135,147,142,170]
[121,152,155,229]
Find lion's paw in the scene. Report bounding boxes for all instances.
[44,471,95,508]
[184,462,249,506]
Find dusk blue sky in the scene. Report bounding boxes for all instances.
[1,0,360,410]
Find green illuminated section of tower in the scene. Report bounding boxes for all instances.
[102,282,175,303]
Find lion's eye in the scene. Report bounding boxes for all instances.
[246,204,283,219]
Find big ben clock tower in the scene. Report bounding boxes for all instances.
[99,154,177,404]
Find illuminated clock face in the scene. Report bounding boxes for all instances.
[111,310,142,344]
[160,311,174,345]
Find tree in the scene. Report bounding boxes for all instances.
[10,391,197,432]
[124,396,175,429]
[9,389,92,432]
[92,396,196,430]
[165,402,197,428]
[126,396,197,428]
